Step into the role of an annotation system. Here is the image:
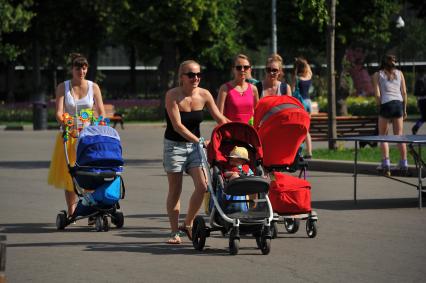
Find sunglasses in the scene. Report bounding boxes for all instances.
[184,72,202,79]
[235,65,251,71]
[265,67,280,74]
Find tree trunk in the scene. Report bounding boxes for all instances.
[158,42,178,120]
[6,62,15,103]
[326,0,337,150]
[335,47,349,116]
[32,28,47,130]
[87,47,98,82]
[129,45,137,98]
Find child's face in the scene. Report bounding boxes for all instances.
[229,157,246,166]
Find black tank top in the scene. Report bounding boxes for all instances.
[164,110,204,142]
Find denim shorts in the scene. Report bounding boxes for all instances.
[380,100,403,119]
[163,138,203,173]
[303,98,312,113]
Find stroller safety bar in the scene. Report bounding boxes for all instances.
[224,176,269,196]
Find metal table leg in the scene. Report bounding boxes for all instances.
[354,141,358,204]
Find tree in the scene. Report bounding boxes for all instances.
[116,0,241,118]
[0,0,34,102]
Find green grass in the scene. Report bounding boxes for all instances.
[311,145,423,164]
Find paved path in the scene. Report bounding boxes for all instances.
[0,123,426,282]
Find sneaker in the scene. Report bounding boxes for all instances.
[412,125,419,135]
[377,164,390,176]
[303,155,312,160]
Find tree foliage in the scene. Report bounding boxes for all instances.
[0,0,34,62]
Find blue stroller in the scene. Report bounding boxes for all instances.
[56,125,126,232]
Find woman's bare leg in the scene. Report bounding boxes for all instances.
[305,132,313,156]
[392,117,407,162]
[184,167,207,227]
[378,116,390,160]
[65,190,78,216]
[166,172,183,232]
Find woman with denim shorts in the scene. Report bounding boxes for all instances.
[164,60,229,244]
[372,54,408,176]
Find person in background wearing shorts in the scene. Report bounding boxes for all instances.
[164,60,229,244]
[372,54,408,176]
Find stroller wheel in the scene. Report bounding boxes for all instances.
[102,216,109,232]
[284,218,300,234]
[111,211,124,228]
[271,221,278,239]
[95,216,103,232]
[306,219,317,238]
[259,237,271,255]
[56,211,67,230]
[192,216,207,251]
[229,237,239,255]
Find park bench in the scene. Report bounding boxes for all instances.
[309,114,378,147]
[96,104,124,129]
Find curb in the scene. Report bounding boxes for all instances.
[307,159,425,177]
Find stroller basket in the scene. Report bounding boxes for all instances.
[224,176,270,196]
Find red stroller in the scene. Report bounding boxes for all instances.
[191,122,273,255]
[254,95,318,238]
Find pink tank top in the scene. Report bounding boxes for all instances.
[224,82,254,123]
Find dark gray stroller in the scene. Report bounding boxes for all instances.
[191,122,273,255]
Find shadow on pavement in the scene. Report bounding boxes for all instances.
[0,161,50,169]
[312,198,419,210]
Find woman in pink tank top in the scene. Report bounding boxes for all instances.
[217,54,259,123]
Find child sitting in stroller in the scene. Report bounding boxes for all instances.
[223,146,254,181]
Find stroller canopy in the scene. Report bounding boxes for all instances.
[76,125,124,167]
[254,96,310,167]
[207,122,263,167]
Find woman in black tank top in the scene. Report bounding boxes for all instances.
[163,60,229,244]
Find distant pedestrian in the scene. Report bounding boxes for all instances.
[257,53,292,98]
[372,54,408,175]
[216,54,260,124]
[411,71,426,135]
[292,57,313,159]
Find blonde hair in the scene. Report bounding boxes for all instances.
[69,52,88,68]
[178,60,200,86]
[265,53,284,70]
[233,54,251,66]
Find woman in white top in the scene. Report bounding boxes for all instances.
[372,54,407,175]
[257,53,292,98]
[48,53,106,217]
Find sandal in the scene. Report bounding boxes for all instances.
[166,231,183,244]
[179,224,193,241]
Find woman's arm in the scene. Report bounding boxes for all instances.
[55,83,65,124]
[205,89,229,124]
[252,85,259,107]
[372,72,381,109]
[165,89,200,143]
[400,71,408,118]
[287,84,292,96]
[93,83,106,117]
[216,84,228,114]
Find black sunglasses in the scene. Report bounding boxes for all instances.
[235,65,251,71]
[184,72,202,79]
[265,67,279,74]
